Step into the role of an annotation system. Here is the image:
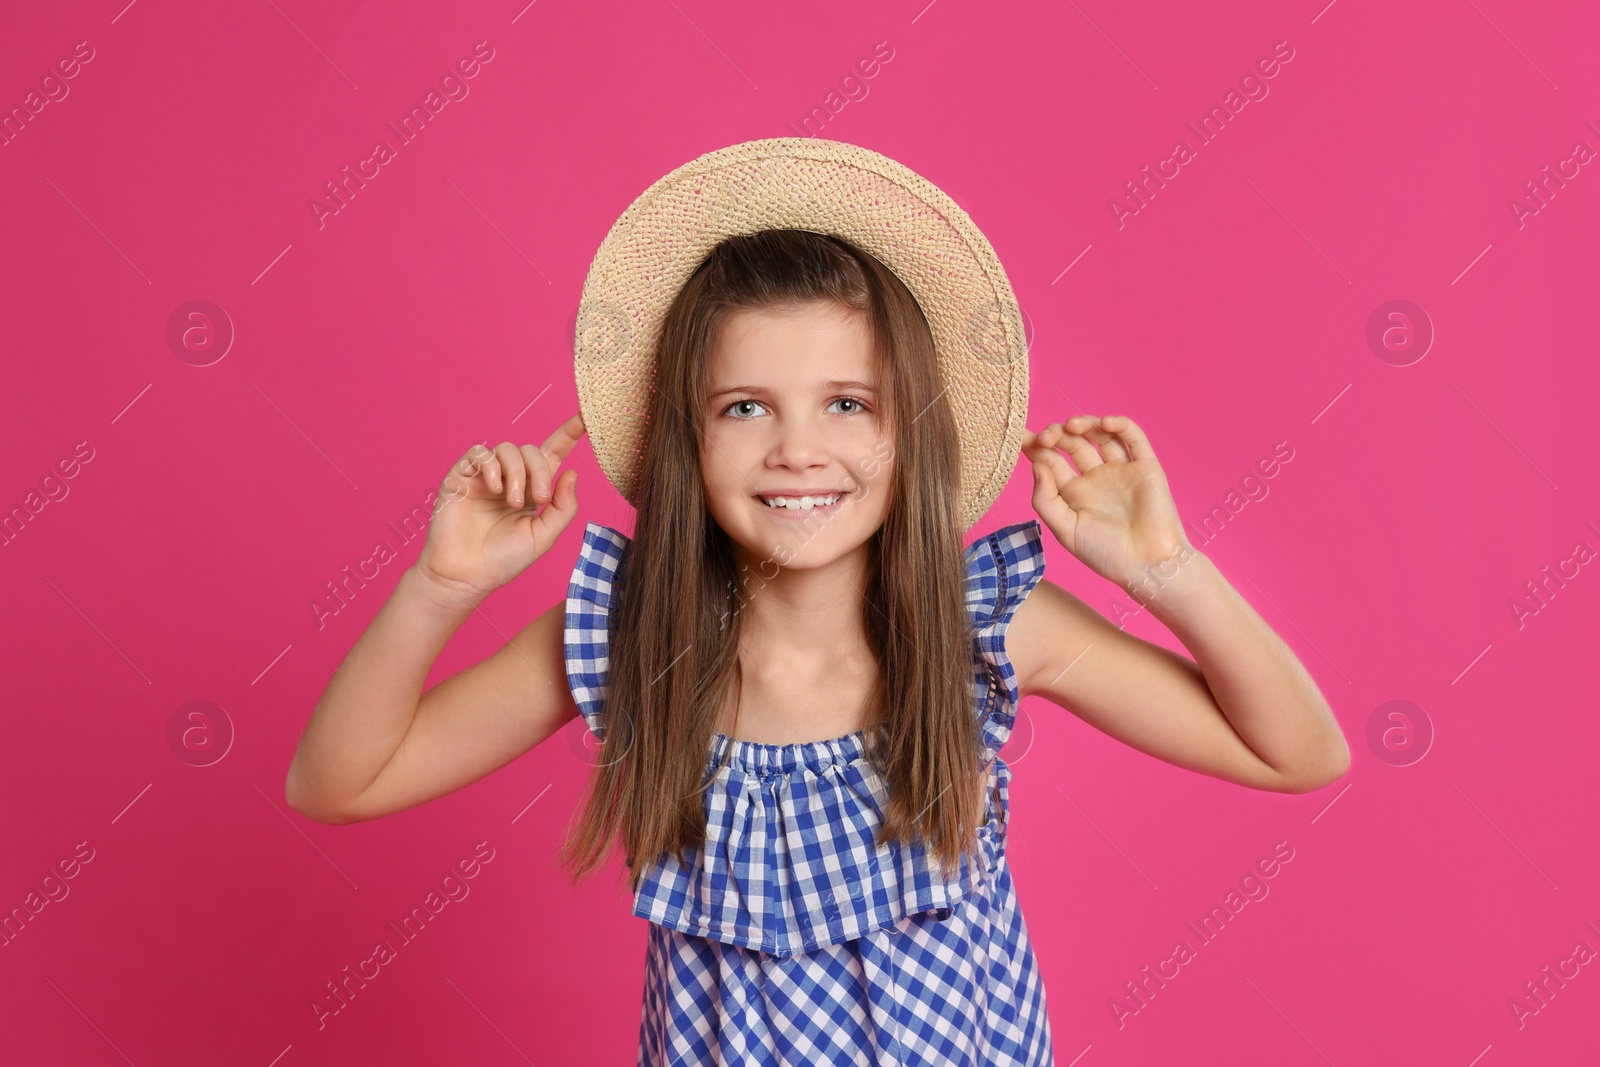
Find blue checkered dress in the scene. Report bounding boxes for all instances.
[564,519,1055,1066]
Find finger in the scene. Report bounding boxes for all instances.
[1020,424,1072,468]
[541,412,589,466]
[493,442,526,508]
[1020,422,1071,457]
[1030,459,1054,500]
[1031,444,1079,489]
[1050,419,1106,473]
[1021,426,1079,481]
[1030,461,1072,529]
[1068,415,1129,462]
[529,468,579,554]
[459,442,501,495]
[519,442,553,505]
[1078,416,1129,462]
[1100,414,1156,462]
[443,445,481,502]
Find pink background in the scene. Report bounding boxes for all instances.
[3,0,1597,1063]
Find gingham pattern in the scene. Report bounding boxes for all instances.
[564,519,1053,1066]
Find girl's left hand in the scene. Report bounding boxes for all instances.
[1021,414,1194,590]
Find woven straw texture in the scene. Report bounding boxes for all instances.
[573,137,1029,533]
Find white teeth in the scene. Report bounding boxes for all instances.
[762,494,840,510]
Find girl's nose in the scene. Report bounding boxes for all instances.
[767,416,827,470]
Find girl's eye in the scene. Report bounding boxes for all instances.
[829,396,870,415]
[724,399,767,419]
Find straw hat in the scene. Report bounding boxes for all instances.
[573,137,1029,533]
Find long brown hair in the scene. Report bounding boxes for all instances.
[559,228,987,892]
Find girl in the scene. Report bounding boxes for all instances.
[287,145,1348,1066]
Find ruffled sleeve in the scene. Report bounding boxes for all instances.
[962,518,1047,761]
[563,521,632,740]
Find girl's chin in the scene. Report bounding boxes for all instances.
[721,528,873,572]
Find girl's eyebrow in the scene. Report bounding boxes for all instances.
[708,379,878,400]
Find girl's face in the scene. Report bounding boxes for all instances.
[700,302,895,573]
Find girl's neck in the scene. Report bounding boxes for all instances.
[731,543,874,663]
[718,545,882,742]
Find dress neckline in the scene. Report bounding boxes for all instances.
[707,726,877,776]
[710,726,869,749]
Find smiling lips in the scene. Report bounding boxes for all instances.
[756,490,847,514]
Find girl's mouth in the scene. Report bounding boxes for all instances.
[753,491,849,519]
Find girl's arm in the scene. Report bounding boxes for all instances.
[285,578,578,824]
[1009,414,1349,794]
[286,418,587,823]
[1010,561,1347,794]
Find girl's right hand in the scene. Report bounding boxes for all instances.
[412,413,587,605]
